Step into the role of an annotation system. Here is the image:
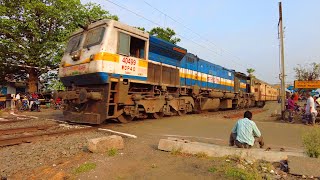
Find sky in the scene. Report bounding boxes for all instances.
[81,0,320,84]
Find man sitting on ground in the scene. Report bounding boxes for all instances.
[229,111,264,148]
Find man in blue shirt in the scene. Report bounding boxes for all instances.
[229,111,264,148]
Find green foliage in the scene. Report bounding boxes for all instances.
[135,27,146,31]
[0,0,117,87]
[149,27,181,44]
[302,128,320,158]
[47,79,65,91]
[224,167,260,180]
[41,71,65,91]
[294,62,320,81]
[107,148,118,157]
[170,147,183,155]
[74,162,96,174]
[208,167,217,173]
[246,68,255,75]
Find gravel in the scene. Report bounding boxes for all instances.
[0,121,110,177]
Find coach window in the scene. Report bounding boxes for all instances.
[118,32,145,59]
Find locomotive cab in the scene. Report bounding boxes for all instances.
[59,19,149,86]
[58,19,150,124]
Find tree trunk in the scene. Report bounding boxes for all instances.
[28,69,38,92]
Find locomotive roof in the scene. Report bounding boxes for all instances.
[149,36,187,61]
[70,19,149,39]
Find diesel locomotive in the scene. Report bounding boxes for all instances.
[57,19,279,124]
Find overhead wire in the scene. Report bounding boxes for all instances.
[142,0,263,72]
[105,0,265,77]
[104,0,222,58]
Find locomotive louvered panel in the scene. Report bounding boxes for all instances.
[154,64,161,84]
[147,62,155,82]
[162,66,171,85]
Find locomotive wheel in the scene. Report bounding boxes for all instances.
[117,114,134,123]
[178,109,187,116]
[150,112,164,119]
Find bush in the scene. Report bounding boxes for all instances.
[302,128,320,158]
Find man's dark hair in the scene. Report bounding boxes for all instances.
[244,111,252,119]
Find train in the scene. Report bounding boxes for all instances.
[56,19,279,124]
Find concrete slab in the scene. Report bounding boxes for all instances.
[158,138,306,162]
[88,135,124,153]
[288,156,320,177]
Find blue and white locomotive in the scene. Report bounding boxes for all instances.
[57,19,279,124]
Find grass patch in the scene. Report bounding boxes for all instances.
[74,162,96,174]
[225,167,261,180]
[195,152,209,159]
[107,148,118,157]
[170,147,183,155]
[302,128,320,158]
[208,167,217,173]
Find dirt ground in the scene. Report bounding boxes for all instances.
[0,101,318,179]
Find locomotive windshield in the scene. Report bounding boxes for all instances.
[65,34,83,53]
[65,26,105,53]
[83,27,105,48]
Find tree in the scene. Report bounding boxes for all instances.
[0,0,118,92]
[149,27,181,44]
[246,68,255,76]
[135,27,146,31]
[40,71,65,91]
[294,62,320,80]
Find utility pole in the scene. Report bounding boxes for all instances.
[278,2,286,116]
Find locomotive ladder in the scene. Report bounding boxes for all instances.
[106,78,120,119]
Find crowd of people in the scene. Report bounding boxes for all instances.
[14,92,41,112]
[229,91,320,149]
[285,92,319,125]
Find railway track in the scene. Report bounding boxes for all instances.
[0,119,30,124]
[0,116,34,124]
[0,126,95,147]
[0,124,56,136]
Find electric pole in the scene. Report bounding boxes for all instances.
[278,2,286,116]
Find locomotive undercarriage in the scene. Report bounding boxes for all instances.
[57,77,258,124]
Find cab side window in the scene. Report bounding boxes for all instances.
[118,32,145,59]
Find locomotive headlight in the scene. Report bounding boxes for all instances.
[90,54,95,61]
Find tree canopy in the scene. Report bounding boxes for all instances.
[246,68,255,75]
[0,0,118,91]
[149,27,181,44]
[294,62,320,81]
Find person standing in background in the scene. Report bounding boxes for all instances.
[305,92,318,125]
[15,93,21,110]
[293,92,299,103]
[287,95,295,123]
